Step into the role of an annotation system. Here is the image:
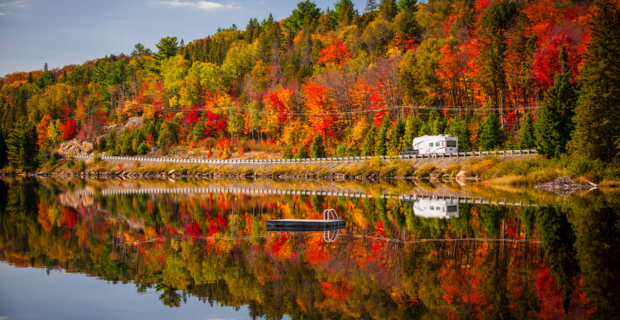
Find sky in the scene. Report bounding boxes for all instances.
[0,0,366,77]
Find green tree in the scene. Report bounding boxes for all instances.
[131,43,153,58]
[282,145,294,159]
[6,122,37,170]
[310,134,326,158]
[364,0,378,14]
[388,119,405,155]
[378,0,398,22]
[286,1,322,32]
[362,126,378,156]
[519,112,536,150]
[0,128,8,168]
[569,0,620,162]
[150,37,179,74]
[536,45,577,158]
[295,144,309,159]
[375,116,391,156]
[480,113,504,150]
[403,116,422,150]
[332,0,355,28]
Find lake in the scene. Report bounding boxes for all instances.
[1,178,619,319]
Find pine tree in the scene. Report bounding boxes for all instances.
[0,128,7,168]
[295,144,309,159]
[403,116,422,150]
[44,63,48,72]
[480,113,504,150]
[536,45,577,158]
[245,18,255,44]
[375,115,391,156]
[310,134,326,158]
[361,126,377,156]
[6,122,37,170]
[365,0,378,14]
[569,0,620,162]
[388,120,405,155]
[519,112,536,150]
[378,0,398,22]
[458,118,471,152]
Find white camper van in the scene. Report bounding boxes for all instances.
[412,198,459,219]
[411,134,458,154]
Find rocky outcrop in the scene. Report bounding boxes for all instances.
[535,176,593,196]
[58,139,94,155]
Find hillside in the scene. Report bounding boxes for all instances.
[0,0,619,176]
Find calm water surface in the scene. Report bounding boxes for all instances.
[1,178,619,319]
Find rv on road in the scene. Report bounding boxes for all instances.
[400,134,459,155]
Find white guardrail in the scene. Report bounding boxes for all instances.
[61,149,537,165]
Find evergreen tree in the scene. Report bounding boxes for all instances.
[150,37,179,74]
[6,122,37,170]
[519,113,536,150]
[0,128,7,168]
[365,0,378,14]
[361,126,377,156]
[295,144,309,159]
[388,119,405,155]
[480,113,504,150]
[535,45,577,158]
[282,145,294,159]
[375,115,391,155]
[569,0,620,162]
[245,18,255,44]
[397,0,416,11]
[378,0,398,22]
[332,0,355,27]
[310,134,326,158]
[286,1,321,32]
[457,117,472,152]
[403,116,422,150]
[44,63,48,72]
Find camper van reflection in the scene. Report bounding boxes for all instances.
[412,198,459,219]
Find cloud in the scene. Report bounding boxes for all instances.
[0,12,5,15]
[155,0,239,10]
[0,1,27,8]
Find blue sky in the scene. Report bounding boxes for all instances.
[0,0,366,77]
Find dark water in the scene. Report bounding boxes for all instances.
[1,178,619,320]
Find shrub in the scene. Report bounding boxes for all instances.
[47,152,60,166]
[97,137,107,152]
[445,164,461,177]
[417,164,436,177]
[77,160,86,172]
[137,142,148,155]
[93,154,102,163]
[282,146,294,159]
[66,159,75,168]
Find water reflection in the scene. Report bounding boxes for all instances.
[0,178,619,319]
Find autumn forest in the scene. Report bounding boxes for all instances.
[1,0,620,172]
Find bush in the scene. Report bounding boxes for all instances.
[445,164,461,177]
[93,154,102,163]
[417,164,436,177]
[282,146,294,159]
[77,160,86,172]
[66,159,75,168]
[47,153,58,166]
[97,137,107,152]
[137,142,148,155]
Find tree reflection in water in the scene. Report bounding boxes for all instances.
[0,178,619,319]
